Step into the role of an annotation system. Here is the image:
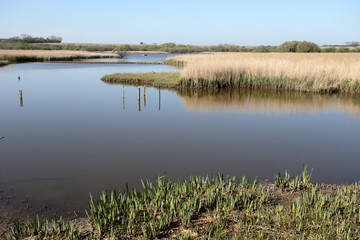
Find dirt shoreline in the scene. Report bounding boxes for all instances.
[0,182,350,238]
[0,187,85,238]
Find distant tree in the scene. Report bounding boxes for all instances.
[114,44,132,51]
[337,47,351,53]
[345,41,359,47]
[46,35,62,43]
[322,47,337,53]
[140,42,144,45]
[159,42,176,49]
[277,41,298,52]
[20,34,32,40]
[277,41,320,52]
[253,45,270,53]
[296,41,320,52]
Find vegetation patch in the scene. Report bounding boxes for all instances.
[101,72,181,88]
[168,52,360,93]
[6,166,360,239]
[0,50,116,64]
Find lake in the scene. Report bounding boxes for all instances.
[1,53,360,218]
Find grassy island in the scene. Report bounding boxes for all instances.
[6,167,360,239]
[102,53,360,94]
[102,72,181,88]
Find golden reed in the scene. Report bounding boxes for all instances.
[169,53,360,92]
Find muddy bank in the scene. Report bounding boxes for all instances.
[1,181,359,239]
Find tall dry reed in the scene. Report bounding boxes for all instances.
[0,49,115,61]
[169,53,360,92]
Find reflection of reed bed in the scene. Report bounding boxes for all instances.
[178,89,360,116]
[169,53,360,93]
[0,49,116,63]
[0,60,9,66]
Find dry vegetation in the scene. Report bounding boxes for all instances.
[0,49,115,63]
[169,53,360,93]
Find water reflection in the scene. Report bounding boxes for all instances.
[122,86,125,110]
[178,88,360,117]
[138,88,141,112]
[19,90,23,107]
[159,88,161,111]
[144,87,146,107]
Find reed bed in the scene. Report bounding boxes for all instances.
[169,53,360,93]
[0,49,116,63]
[8,167,360,239]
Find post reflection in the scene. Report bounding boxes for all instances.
[138,88,141,112]
[144,87,146,107]
[19,90,23,107]
[122,86,125,110]
[159,87,161,111]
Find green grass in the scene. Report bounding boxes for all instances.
[103,69,360,94]
[7,167,360,239]
[101,72,181,87]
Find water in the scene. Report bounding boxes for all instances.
[1,55,360,217]
[84,52,179,62]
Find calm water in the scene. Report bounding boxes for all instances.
[1,54,360,217]
[85,53,179,62]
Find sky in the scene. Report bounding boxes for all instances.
[1,0,359,46]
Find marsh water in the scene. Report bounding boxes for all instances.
[1,53,360,218]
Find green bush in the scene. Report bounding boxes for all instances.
[277,41,298,52]
[253,45,271,53]
[337,47,351,53]
[277,41,320,53]
[296,41,320,52]
[322,47,337,53]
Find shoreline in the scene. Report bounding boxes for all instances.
[2,168,360,239]
[101,72,360,94]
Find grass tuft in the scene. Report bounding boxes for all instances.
[7,168,360,239]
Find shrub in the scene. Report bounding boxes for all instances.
[337,47,351,53]
[322,47,337,53]
[296,41,320,52]
[277,41,298,52]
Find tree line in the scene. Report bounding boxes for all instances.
[1,34,62,44]
[1,37,359,53]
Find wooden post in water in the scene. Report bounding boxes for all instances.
[122,86,125,110]
[158,87,161,111]
[19,90,23,107]
[144,87,146,107]
[138,88,141,112]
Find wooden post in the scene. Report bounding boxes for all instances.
[122,86,125,110]
[19,90,23,107]
[138,88,141,112]
[144,87,146,107]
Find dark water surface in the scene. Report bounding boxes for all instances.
[1,56,360,217]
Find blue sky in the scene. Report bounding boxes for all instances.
[1,0,359,46]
